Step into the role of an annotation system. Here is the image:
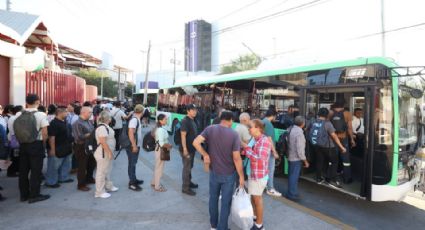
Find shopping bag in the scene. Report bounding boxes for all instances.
[231,188,254,230]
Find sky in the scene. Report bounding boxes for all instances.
[3,0,425,87]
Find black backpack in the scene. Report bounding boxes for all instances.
[276,126,293,157]
[331,111,347,133]
[308,119,330,147]
[173,120,183,145]
[142,128,157,152]
[119,116,139,149]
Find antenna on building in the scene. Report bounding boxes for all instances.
[6,0,11,11]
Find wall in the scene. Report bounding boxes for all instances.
[0,55,10,106]
[85,85,98,102]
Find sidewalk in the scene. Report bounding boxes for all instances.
[0,131,344,230]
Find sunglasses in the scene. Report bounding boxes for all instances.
[247,125,254,129]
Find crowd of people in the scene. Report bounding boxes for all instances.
[0,93,365,230]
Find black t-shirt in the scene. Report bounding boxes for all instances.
[48,118,70,149]
[180,116,198,153]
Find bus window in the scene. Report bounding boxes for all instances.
[398,76,425,151]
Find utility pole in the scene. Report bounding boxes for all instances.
[173,48,176,85]
[117,67,121,101]
[143,40,151,105]
[381,0,386,57]
[101,71,104,100]
[6,0,11,11]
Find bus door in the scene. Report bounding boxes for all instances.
[300,85,376,198]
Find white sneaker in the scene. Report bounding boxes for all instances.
[107,186,119,192]
[266,188,282,197]
[95,192,111,198]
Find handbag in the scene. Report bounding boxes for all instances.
[160,146,170,161]
[10,135,20,149]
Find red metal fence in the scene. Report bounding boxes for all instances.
[26,70,86,106]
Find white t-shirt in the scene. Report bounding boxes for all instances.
[95,124,116,156]
[352,116,365,134]
[128,117,142,147]
[111,107,126,129]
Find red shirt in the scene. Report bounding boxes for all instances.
[243,134,271,180]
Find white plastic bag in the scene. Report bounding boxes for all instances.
[231,188,254,230]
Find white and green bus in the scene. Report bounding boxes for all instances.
[157,57,425,202]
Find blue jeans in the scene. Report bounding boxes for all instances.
[286,161,302,199]
[209,171,236,230]
[126,148,140,184]
[45,154,72,185]
[267,154,275,190]
[336,138,352,181]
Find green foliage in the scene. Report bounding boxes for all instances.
[75,69,117,98]
[220,54,262,74]
[124,83,135,98]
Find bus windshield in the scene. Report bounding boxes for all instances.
[398,75,425,147]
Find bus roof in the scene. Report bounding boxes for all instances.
[163,57,397,89]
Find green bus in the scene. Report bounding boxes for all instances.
[132,91,158,118]
[156,57,425,202]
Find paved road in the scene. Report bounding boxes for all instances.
[273,175,425,230]
[0,130,342,230]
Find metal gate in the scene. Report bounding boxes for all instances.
[26,70,86,106]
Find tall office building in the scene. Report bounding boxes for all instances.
[185,20,212,72]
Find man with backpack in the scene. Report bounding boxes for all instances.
[179,104,199,196]
[111,101,128,151]
[286,116,309,201]
[126,104,144,192]
[308,108,346,188]
[14,94,50,203]
[72,106,96,192]
[331,101,355,184]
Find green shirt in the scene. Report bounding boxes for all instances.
[262,118,275,144]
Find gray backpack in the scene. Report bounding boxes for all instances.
[14,111,39,144]
[308,119,330,148]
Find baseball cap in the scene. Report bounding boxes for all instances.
[186,104,197,111]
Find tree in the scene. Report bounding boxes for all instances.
[220,54,262,74]
[124,83,135,98]
[75,69,117,98]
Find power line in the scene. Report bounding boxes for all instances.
[213,0,331,35]
[151,0,326,48]
[212,0,263,22]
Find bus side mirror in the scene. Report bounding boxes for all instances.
[411,89,423,99]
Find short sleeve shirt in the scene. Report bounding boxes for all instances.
[180,116,198,153]
[324,120,336,148]
[48,118,69,148]
[95,124,116,155]
[128,117,142,147]
[201,125,241,175]
[111,108,126,129]
[262,118,275,143]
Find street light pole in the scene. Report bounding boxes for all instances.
[143,40,151,105]
[173,48,176,85]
